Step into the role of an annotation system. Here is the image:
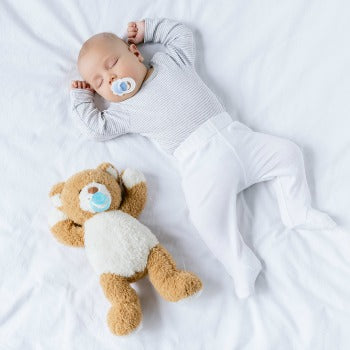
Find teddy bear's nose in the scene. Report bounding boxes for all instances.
[88,186,98,194]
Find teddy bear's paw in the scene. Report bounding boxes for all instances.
[163,271,203,302]
[121,168,146,189]
[118,320,144,340]
[107,301,142,336]
[176,288,203,305]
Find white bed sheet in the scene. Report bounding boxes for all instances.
[1,0,350,349]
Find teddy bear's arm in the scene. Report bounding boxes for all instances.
[48,208,85,247]
[119,169,147,218]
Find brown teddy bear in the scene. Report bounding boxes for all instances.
[48,162,202,336]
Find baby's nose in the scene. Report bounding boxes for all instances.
[88,187,98,194]
[109,75,117,85]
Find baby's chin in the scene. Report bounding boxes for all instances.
[104,94,126,103]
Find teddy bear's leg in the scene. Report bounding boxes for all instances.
[100,273,142,336]
[147,244,202,302]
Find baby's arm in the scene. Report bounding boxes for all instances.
[70,82,130,141]
[128,18,195,67]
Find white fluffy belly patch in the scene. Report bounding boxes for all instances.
[84,210,159,276]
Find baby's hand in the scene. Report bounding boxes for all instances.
[71,80,95,93]
[127,21,145,45]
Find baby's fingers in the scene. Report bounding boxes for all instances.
[71,80,94,92]
[85,83,95,92]
[71,80,82,89]
[127,30,137,39]
[127,31,137,38]
[127,22,137,36]
[128,26,137,33]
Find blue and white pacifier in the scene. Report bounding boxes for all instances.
[89,192,111,213]
[79,182,112,213]
[111,77,136,96]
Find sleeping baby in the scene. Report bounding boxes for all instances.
[71,18,336,298]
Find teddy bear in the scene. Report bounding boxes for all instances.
[48,162,202,336]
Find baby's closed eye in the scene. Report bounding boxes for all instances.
[107,57,118,69]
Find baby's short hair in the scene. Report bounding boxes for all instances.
[78,32,124,64]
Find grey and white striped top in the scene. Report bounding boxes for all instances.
[70,17,226,154]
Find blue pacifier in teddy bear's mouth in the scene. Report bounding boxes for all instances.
[111,77,136,96]
[90,192,111,213]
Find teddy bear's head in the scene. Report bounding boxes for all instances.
[50,163,123,225]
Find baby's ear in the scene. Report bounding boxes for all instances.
[97,162,119,180]
[49,182,65,208]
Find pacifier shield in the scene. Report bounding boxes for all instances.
[90,192,111,212]
[111,77,136,96]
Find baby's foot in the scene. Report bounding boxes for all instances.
[71,80,95,93]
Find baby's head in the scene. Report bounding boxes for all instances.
[78,33,147,102]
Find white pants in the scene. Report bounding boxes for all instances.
[174,112,331,298]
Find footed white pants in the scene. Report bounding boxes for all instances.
[174,112,334,298]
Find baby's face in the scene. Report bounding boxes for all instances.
[78,35,147,103]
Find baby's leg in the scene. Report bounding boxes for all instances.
[178,135,262,298]
[239,130,336,230]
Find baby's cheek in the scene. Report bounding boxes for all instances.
[95,86,113,102]
[102,87,124,103]
[118,56,140,78]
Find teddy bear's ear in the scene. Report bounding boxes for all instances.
[97,162,119,179]
[49,182,65,208]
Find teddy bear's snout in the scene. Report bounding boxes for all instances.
[88,186,98,194]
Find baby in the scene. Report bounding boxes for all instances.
[71,18,336,298]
